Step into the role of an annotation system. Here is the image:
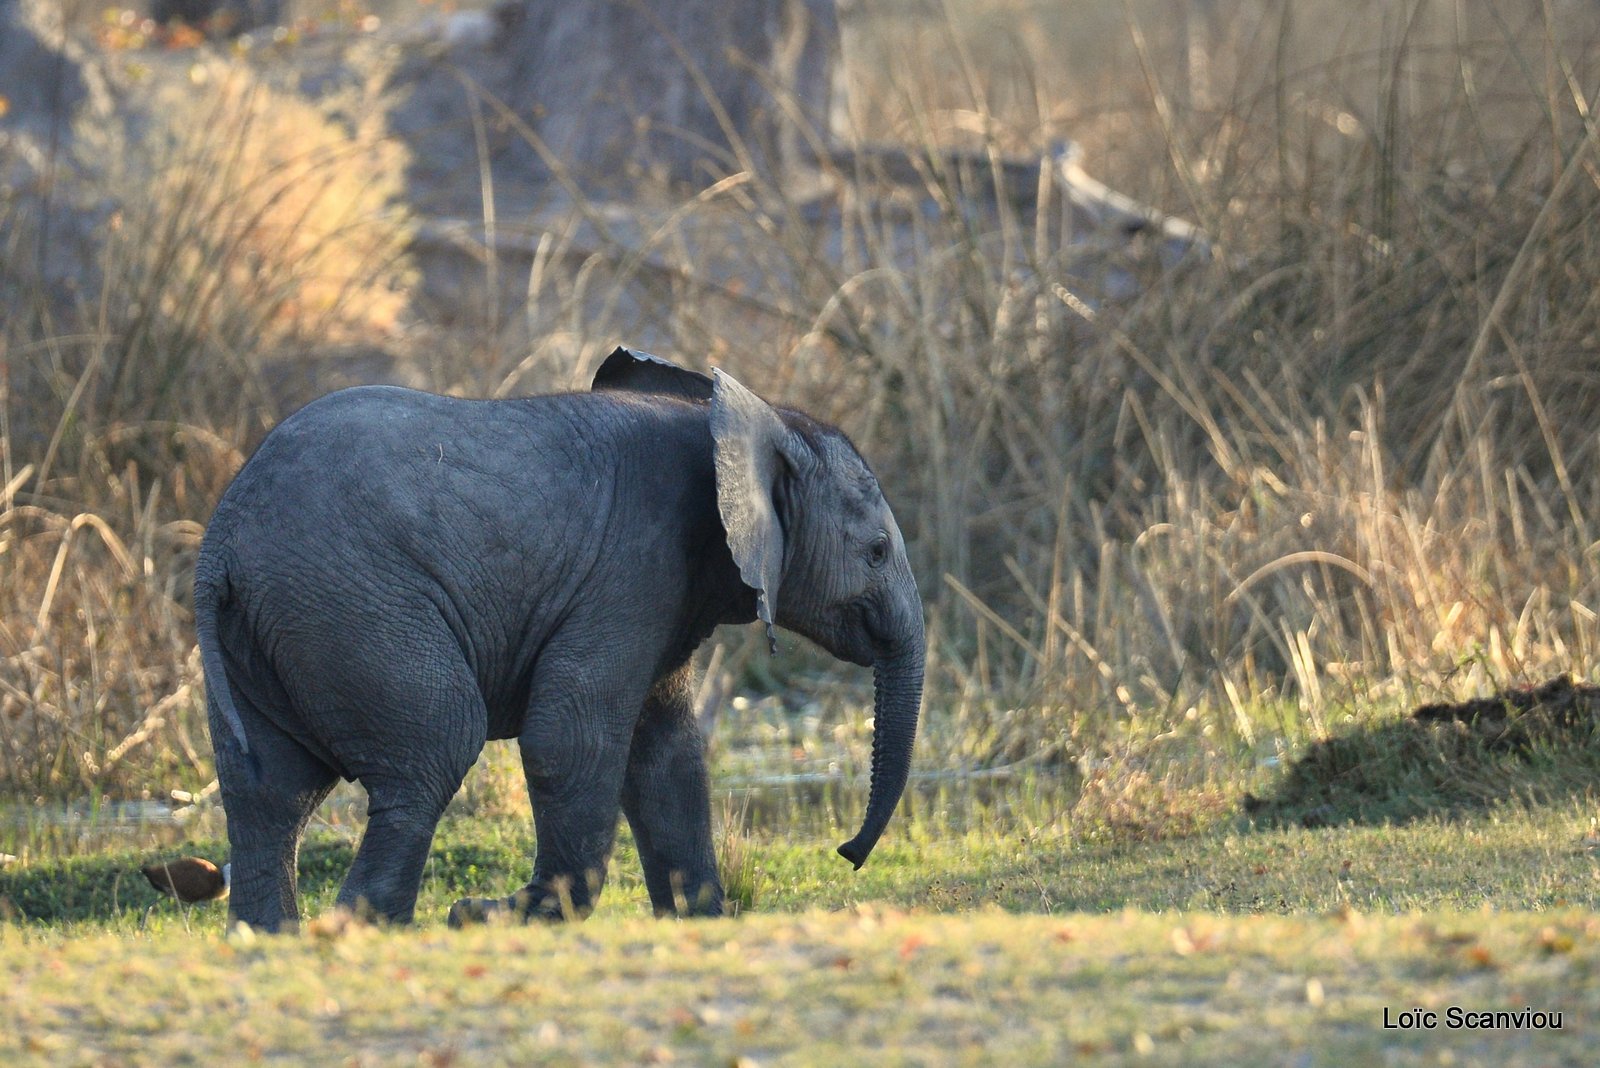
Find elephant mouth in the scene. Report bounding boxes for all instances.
[838,601,886,667]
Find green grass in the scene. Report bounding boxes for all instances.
[4,910,1595,1066]
[5,744,1600,1063]
[3,807,1598,1065]
[10,799,1599,933]
[9,724,1600,930]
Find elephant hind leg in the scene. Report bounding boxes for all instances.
[213,695,338,933]
[336,667,488,925]
[622,663,722,917]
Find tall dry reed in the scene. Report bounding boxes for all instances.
[6,0,1600,798]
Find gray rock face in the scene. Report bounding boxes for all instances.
[495,0,836,187]
[385,0,838,205]
[0,0,104,313]
[0,0,87,136]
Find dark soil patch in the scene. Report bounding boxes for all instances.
[1244,676,1600,827]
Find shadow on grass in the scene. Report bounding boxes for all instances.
[0,834,527,926]
[1244,676,1600,828]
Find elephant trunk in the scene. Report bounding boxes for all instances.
[837,621,925,869]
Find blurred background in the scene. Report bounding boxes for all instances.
[4,0,1600,844]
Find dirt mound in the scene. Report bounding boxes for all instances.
[1410,676,1600,748]
[1244,676,1600,827]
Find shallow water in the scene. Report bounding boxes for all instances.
[723,765,1071,835]
[0,759,1071,864]
[0,789,363,864]
[0,799,205,862]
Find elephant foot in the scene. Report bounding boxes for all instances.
[447,880,585,928]
[446,896,507,928]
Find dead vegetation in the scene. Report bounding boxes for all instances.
[6,0,1600,800]
[1245,676,1600,826]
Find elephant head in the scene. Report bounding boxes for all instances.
[708,370,925,869]
[595,347,925,868]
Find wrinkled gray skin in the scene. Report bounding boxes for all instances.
[194,349,924,930]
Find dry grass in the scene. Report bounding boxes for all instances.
[6,0,1600,800]
[132,57,414,344]
[717,791,760,915]
[78,50,416,428]
[1,46,414,797]
[819,0,1600,763]
[5,900,1600,1064]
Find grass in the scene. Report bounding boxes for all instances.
[3,799,1600,1064]
[5,699,1599,1062]
[7,773,1600,929]
[3,910,1595,1066]
[8,908,1593,1066]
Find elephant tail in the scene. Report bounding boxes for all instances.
[193,556,261,784]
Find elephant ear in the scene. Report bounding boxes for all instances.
[710,369,808,654]
[592,346,714,402]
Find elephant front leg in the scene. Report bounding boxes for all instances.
[622,665,723,917]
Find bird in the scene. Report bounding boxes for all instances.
[141,856,230,904]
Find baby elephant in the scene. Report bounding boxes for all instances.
[196,349,924,929]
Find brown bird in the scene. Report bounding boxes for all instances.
[141,856,230,904]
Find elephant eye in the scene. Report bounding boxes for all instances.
[868,532,889,568]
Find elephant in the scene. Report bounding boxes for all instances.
[193,348,925,929]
